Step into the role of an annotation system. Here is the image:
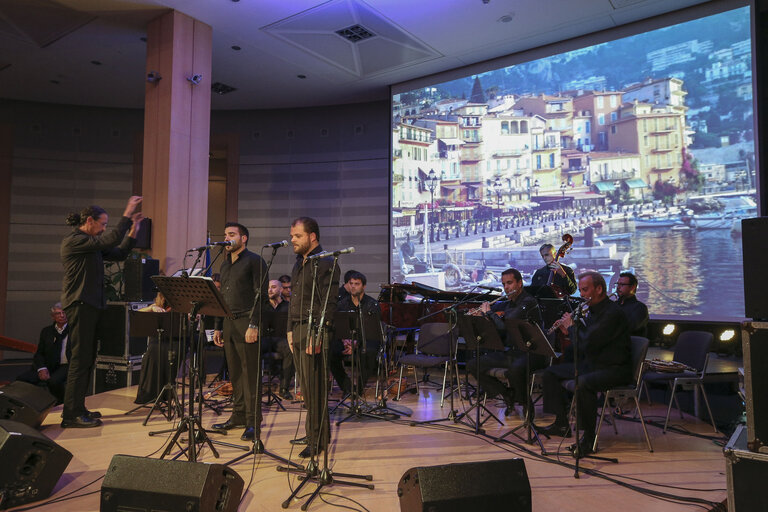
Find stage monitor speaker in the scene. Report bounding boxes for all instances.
[124,257,160,302]
[397,458,531,512]
[0,419,73,509]
[0,381,57,428]
[742,217,768,320]
[100,454,244,512]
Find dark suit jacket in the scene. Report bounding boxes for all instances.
[34,323,70,372]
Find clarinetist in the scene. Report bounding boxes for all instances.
[466,268,544,417]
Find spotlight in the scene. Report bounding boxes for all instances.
[720,329,736,342]
[662,323,676,336]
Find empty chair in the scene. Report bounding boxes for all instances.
[642,330,716,433]
[593,336,653,453]
[396,322,458,407]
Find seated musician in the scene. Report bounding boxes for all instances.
[330,271,380,396]
[261,279,294,400]
[530,243,577,298]
[540,271,632,455]
[16,303,70,404]
[465,268,544,416]
[134,292,172,404]
[615,271,649,337]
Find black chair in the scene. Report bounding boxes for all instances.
[641,330,717,433]
[395,322,458,407]
[593,336,653,453]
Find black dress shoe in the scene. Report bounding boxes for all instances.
[290,435,308,445]
[278,388,294,400]
[211,418,246,431]
[240,427,255,441]
[298,445,324,458]
[568,435,596,456]
[539,422,571,438]
[85,410,102,419]
[61,415,102,428]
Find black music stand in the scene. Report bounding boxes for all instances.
[495,318,557,453]
[261,310,289,410]
[149,276,241,461]
[124,311,181,424]
[331,311,366,421]
[454,313,505,434]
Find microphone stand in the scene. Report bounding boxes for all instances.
[550,299,618,476]
[278,253,374,511]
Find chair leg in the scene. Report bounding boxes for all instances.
[439,361,449,408]
[594,394,610,452]
[663,384,677,433]
[697,382,718,432]
[633,395,654,452]
[396,365,404,400]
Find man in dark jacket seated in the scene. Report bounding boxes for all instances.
[17,303,71,403]
[540,271,632,455]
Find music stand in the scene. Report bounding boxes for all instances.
[495,318,558,452]
[260,310,289,410]
[124,311,181,424]
[331,311,366,420]
[454,313,505,434]
[149,276,237,461]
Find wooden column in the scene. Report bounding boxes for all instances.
[142,10,212,273]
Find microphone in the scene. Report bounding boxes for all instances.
[263,240,289,248]
[306,247,356,260]
[477,284,503,292]
[189,241,234,251]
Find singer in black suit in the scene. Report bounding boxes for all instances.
[540,270,632,454]
[465,268,544,414]
[17,303,71,403]
[287,217,340,459]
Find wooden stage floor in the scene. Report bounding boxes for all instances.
[12,382,729,511]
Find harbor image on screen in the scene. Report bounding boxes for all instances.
[390,6,755,318]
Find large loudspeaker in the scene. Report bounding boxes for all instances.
[0,419,73,509]
[100,454,244,512]
[742,218,768,320]
[0,381,57,428]
[397,458,531,512]
[124,256,160,302]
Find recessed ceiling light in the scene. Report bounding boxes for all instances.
[211,82,237,95]
[297,74,307,79]
[91,60,102,66]
[497,13,515,23]
[231,45,241,51]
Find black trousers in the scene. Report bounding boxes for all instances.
[62,301,106,419]
[260,336,294,390]
[542,361,631,436]
[466,350,546,405]
[223,316,262,427]
[17,364,69,404]
[329,339,379,393]
[292,323,329,453]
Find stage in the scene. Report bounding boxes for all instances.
[14,381,729,511]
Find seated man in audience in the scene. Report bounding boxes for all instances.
[465,268,543,416]
[261,279,294,399]
[615,271,649,337]
[330,271,381,396]
[17,303,70,403]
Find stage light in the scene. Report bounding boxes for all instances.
[720,329,736,342]
[662,323,676,336]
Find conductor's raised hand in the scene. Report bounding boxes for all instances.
[123,196,143,217]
